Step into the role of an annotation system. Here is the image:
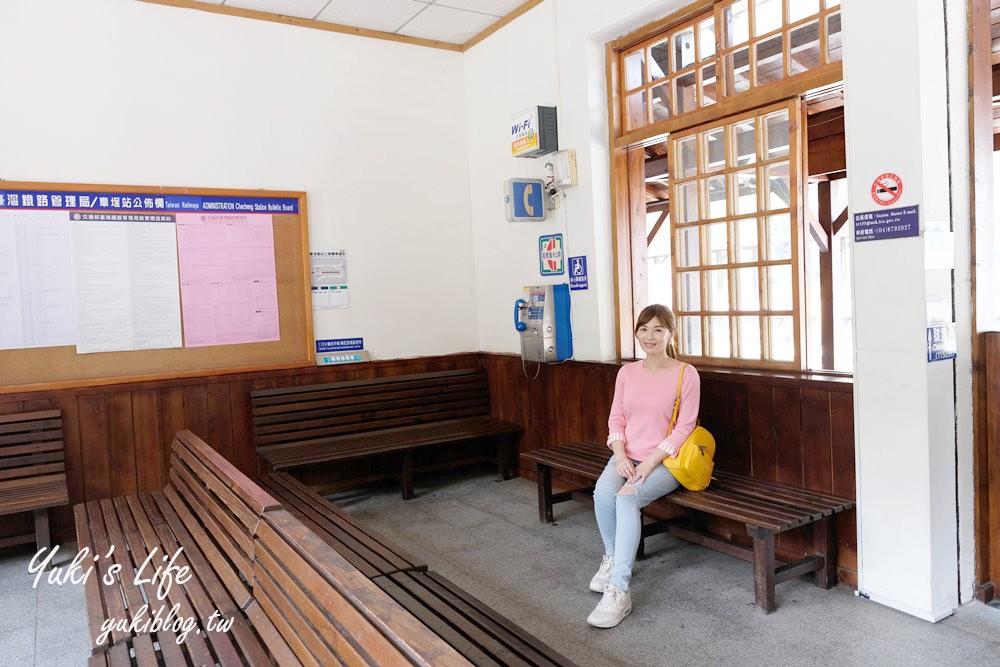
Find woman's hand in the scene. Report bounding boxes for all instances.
[627,455,666,485]
[614,456,636,479]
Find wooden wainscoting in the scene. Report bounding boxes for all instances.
[0,353,482,544]
[981,332,1000,601]
[479,353,857,586]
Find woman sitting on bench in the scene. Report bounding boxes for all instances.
[587,304,701,629]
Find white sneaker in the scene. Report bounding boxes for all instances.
[586,585,632,628]
[589,555,614,593]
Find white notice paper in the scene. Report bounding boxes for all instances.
[0,209,76,350]
[70,213,183,353]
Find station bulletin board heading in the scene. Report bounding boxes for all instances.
[0,181,313,393]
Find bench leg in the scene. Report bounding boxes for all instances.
[401,451,415,500]
[497,435,518,480]
[33,508,51,551]
[749,528,776,613]
[814,516,837,589]
[535,464,554,523]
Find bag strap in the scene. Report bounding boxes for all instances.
[666,362,687,436]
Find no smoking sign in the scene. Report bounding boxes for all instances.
[871,172,903,206]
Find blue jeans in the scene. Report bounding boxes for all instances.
[593,456,679,591]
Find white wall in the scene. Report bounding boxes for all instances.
[464,0,689,361]
[0,0,477,360]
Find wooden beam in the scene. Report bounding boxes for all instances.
[647,209,669,246]
[832,206,850,235]
[804,204,829,253]
[818,181,835,371]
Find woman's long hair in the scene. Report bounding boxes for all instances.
[634,304,678,359]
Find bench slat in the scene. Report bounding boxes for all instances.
[374,571,576,667]
[260,471,427,577]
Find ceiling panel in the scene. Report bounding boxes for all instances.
[146,0,541,49]
[224,0,330,20]
[436,0,524,15]
[316,0,429,34]
[396,3,497,43]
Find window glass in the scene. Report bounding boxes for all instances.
[625,50,646,89]
[704,128,726,172]
[726,47,752,94]
[678,182,700,223]
[737,316,762,358]
[651,83,672,121]
[754,0,782,36]
[764,111,790,157]
[769,316,795,360]
[626,90,646,130]
[676,136,698,178]
[701,63,718,105]
[755,35,784,84]
[789,21,821,74]
[767,264,793,310]
[732,119,756,166]
[788,0,820,24]
[699,18,716,60]
[674,27,696,70]
[707,223,729,265]
[734,169,758,215]
[681,316,703,355]
[827,12,842,62]
[766,214,791,260]
[650,38,670,79]
[705,176,727,218]
[708,269,730,310]
[678,227,701,267]
[736,217,759,262]
[724,0,750,47]
[679,271,701,310]
[709,315,732,356]
[765,162,791,209]
[675,71,698,114]
[736,267,760,310]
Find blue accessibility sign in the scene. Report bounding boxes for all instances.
[568,256,588,290]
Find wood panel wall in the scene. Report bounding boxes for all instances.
[982,332,1000,601]
[0,353,482,544]
[0,351,857,585]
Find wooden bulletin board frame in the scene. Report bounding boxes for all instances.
[0,181,314,393]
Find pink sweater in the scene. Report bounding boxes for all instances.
[607,360,701,461]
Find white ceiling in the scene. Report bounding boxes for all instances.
[194,0,532,46]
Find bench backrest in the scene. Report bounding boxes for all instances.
[167,429,281,606]
[252,509,471,666]
[251,368,493,448]
[0,409,68,515]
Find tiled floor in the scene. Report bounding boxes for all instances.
[0,542,91,666]
[3,469,999,666]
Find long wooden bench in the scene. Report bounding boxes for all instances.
[261,471,578,666]
[521,440,855,613]
[78,429,469,666]
[259,471,428,578]
[252,368,523,499]
[0,409,68,550]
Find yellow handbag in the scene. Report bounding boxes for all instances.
[661,363,715,491]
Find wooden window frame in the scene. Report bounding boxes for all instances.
[608,0,839,366]
[669,99,805,370]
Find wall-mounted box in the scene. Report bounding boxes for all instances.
[511,106,558,158]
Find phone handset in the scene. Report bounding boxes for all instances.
[514,299,527,332]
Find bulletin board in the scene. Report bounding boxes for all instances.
[0,181,313,393]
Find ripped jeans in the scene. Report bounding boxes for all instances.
[593,456,679,591]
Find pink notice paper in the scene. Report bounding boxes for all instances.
[176,213,280,347]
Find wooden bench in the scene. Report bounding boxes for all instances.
[521,440,856,613]
[79,429,469,666]
[259,471,428,578]
[372,570,577,667]
[252,368,523,499]
[261,471,579,667]
[0,409,68,551]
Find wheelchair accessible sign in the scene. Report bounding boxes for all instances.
[568,255,588,290]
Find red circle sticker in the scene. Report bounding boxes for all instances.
[871,172,903,206]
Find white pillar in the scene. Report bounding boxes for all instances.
[842,0,964,621]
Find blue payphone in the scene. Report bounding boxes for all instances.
[513,284,573,362]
